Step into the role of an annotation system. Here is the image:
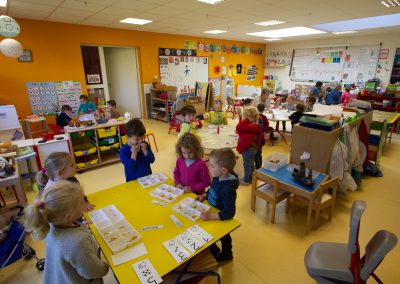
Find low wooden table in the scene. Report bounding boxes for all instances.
[372,110,400,143]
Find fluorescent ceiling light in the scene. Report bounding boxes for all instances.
[120,18,152,25]
[312,13,400,32]
[381,0,391,7]
[0,0,7,7]
[332,31,357,34]
[264,38,282,41]
[247,27,325,38]
[197,0,224,4]
[255,20,286,27]
[204,30,226,34]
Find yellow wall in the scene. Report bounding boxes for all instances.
[0,18,265,118]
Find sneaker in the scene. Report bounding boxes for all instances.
[216,252,233,262]
[239,179,249,186]
[209,244,221,258]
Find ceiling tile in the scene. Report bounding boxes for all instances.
[52,7,98,18]
[10,0,63,5]
[7,7,50,19]
[100,6,141,17]
[165,0,207,10]
[46,15,83,24]
[131,12,166,21]
[9,0,58,12]
[147,5,188,16]
[59,0,107,12]
[113,0,159,11]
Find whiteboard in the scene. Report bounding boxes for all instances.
[159,56,209,95]
[0,105,21,131]
[290,45,380,84]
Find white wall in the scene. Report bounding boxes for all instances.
[104,47,142,117]
[264,33,400,91]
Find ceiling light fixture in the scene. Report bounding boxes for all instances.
[381,0,391,7]
[197,0,225,4]
[204,30,227,34]
[332,31,357,34]
[312,13,400,32]
[255,20,286,27]
[120,18,152,25]
[0,0,7,7]
[247,27,325,38]
[264,38,282,41]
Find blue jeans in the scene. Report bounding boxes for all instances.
[242,149,257,183]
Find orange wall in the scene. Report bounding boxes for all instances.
[0,18,265,119]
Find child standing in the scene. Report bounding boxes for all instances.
[107,99,120,119]
[341,87,351,106]
[289,104,305,127]
[196,148,239,262]
[77,95,96,115]
[236,106,263,185]
[325,84,342,105]
[56,105,73,127]
[179,105,202,141]
[174,133,210,195]
[203,99,227,125]
[37,152,95,212]
[24,181,109,284]
[120,119,155,182]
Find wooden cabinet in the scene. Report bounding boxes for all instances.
[150,89,174,122]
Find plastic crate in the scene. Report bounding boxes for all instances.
[99,143,120,152]
[99,136,119,146]
[121,135,128,145]
[97,126,117,138]
[70,130,94,138]
[73,143,97,157]
[263,153,288,172]
[76,155,99,169]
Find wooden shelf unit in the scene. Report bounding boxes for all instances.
[357,93,400,112]
[150,89,174,122]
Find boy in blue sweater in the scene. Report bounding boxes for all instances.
[120,119,155,182]
[196,148,239,262]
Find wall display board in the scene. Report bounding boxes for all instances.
[26,82,58,115]
[56,81,82,112]
[208,77,221,99]
[159,55,209,95]
[290,45,380,84]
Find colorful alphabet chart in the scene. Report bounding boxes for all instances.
[56,81,82,112]
[26,82,58,115]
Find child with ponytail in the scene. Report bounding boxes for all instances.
[24,181,109,284]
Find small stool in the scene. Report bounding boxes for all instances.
[144,130,158,152]
[15,151,37,184]
[24,117,48,139]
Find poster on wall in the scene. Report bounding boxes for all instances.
[159,48,197,57]
[208,78,221,99]
[26,82,58,115]
[56,81,82,112]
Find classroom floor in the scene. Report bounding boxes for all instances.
[1,118,400,284]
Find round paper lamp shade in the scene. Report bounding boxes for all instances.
[0,38,24,58]
[0,15,20,37]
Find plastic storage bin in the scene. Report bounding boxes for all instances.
[97,127,117,138]
[99,136,119,146]
[70,130,94,138]
[76,155,99,169]
[73,143,97,157]
[99,143,120,152]
[121,135,128,145]
[263,153,288,172]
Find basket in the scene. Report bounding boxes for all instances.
[70,130,94,139]
[73,143,97,157]
[263,153,288,172]
[97,126,117,138]
[99,136,119,146]
[99,143,120,152]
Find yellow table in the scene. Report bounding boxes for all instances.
[85,177,240,284]
[372,110,400,143]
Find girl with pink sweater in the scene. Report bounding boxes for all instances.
[174,133,210,195]
[341,87,351,106]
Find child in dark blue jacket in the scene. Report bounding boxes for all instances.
[56,105,73,127]
[119,119,155,182]
[196,148,239,262]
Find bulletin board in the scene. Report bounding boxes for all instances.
[290,45,380,84]
[56,81,82,112]
[159,56,209,95]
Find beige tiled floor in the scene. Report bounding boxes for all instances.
[1,118,400,284]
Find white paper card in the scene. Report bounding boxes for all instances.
[111,243,147,266]
[140,225,164,231]
[187,225,214,243]
[152,200,168,206]
[169,214,183,228]
[176,231,205,253]
[133,258,163,284]
[163,239,191,263]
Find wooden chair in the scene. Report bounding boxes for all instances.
[368,119,387,166]
[225,97,237,119]
[251,172,291,224]
[291,177,339,229]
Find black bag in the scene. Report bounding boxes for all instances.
[365,162,383,177]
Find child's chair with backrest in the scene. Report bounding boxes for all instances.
[250,172,291,224]
[169,99,185,134]
[225,97,237,119]
[304,200,366,284]
[367,119,387,166]
[291,177,339,229]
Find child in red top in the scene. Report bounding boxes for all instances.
[236,106,263,185]
[341,87,351,106]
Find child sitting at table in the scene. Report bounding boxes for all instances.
[203,99,227,125]
[107,99,120,119]
[236,106,263,185]
[305,96,316,112]
[56,105,73,128]
[341,86,351,106]
[77,95,96,115]
[179,105,202,141]
[24,181,109,284]
[289,104,305,128]
[281,95,296,111]
[196,148,239,262]
[174,133,210,195]
[37,152,95,212]
[120,119,155,182]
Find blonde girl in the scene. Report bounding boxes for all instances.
[24,181,109,284]
[37,152,95,212]
[173,133,210,195]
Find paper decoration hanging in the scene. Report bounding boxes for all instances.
[250,47,254,54]
[159,48,196,56]
[198,42,204,51]
[226,46,232,54]
[214,65,220,74]
[204,44,210,52]
[0,38,23,58]
[236,64,242,74]
[258,48,263,55]
[184,40,197,50]
[241,46,246,53]
[231,45,237,53]
[210,44,216,52]
[0,15,20,38]
[221,44,226,52]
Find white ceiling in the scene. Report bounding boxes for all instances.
[1,0,400,43]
